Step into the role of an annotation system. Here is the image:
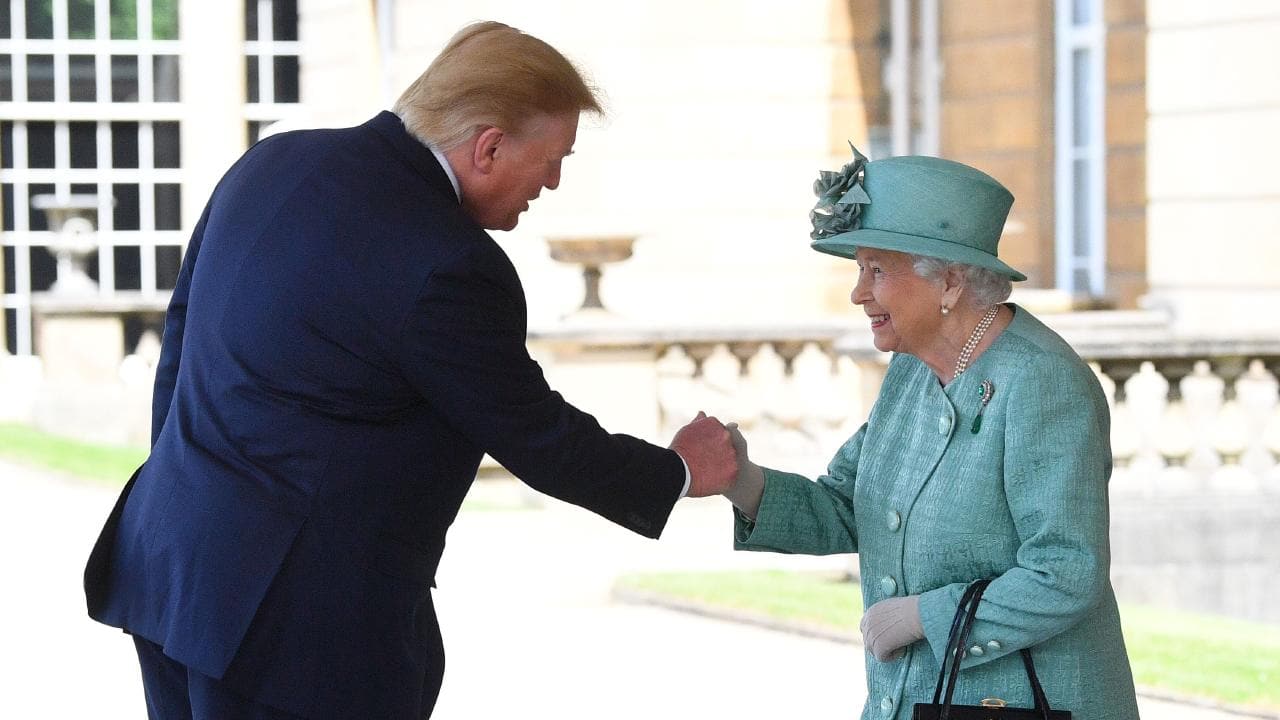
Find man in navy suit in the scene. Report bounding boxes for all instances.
[85,21,737,720]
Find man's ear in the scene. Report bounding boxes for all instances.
[471,126,505,174]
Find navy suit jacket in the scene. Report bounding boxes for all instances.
[84,112,684,719]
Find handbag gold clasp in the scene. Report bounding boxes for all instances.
[979,698,1008,708]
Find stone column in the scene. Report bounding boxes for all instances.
[1143,4,1280,334]
[181,0,247,221]
[300,0,383,126]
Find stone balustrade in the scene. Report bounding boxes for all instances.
[3,302,1277,620]
[529,307,1280,487]
[528,306,1280,623]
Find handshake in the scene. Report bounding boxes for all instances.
[668,411,765,517]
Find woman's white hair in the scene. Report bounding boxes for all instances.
[911,255,1012,309]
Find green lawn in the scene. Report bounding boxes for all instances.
[0,422,145,485]
[0,421,532,511]
[616,570,1280,712]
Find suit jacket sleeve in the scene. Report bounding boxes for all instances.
[150,201,212,445]
[917,352,1113,668]
[396,239,684,538]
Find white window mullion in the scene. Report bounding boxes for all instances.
[1054,0,1106,297]
[54,120,70,197]
[259,0,274,105]
[1086,23,1107,298]
[52,0,70,103]
[137,0,151,41]
[11,35,29,101]
[138,121,157,295]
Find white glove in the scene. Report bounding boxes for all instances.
[722,423,765,518]
[860,595,924,662]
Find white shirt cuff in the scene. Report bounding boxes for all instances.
[677,454,691,498]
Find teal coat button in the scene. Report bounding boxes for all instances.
[880,696,894,714]
[938,415,951,435]
[886,510,901,531]
[880,575,897,596]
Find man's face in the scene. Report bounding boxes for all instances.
[464,113,579,231]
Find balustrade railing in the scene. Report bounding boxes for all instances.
[528,308,1280,488]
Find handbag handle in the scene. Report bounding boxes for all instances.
[930,578,1056,720]
[930,578,989,706]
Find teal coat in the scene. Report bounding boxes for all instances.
[735,306,1139,720]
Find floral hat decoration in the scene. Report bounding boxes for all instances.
[808,144,1026,281]
[810,142,871,243]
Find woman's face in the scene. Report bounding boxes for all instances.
[850,248,943,356]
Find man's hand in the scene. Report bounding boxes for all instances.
[860,595,924,662]
[670,411,738,497]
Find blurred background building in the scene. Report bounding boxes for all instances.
[2,0,1279,622]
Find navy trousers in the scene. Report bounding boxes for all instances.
[133,636,306,720]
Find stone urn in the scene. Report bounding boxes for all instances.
[32,193,102,296]
[545,236,636,315]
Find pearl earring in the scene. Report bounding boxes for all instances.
[941,306,950,316]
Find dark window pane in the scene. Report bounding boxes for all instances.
[1,184,13,230]
[245,0,258,41]
[71,182,95,194]
[1072,50,1091,147]
[31,245,57,290]
[273,55,298,103]
[1,122,12,169]
[28,183,55,231]
[27,122,55,168]
[1072,158,1090,255]
[247,120,266,146]
[246,55,259,103]
[70,121,97,168]
[111,0,138,39]
[113,246,141,290]
[70,54,97,101]
[1,3,10,38]
[4,309,17,355]
[1073,0,1094,25]
[111,121,139,168]
[273,0,297,41]
[69,0,96,39]
[156,245,181,290]
[152,0,178,39]
[26,0,54,39]
[84,248,99,283]
[112,55,139,101]
[113,183,140,230]
[1,55,12,101]
[27,54,55,101]
[3,246,15,293]
[155,184,180,230]
[153,121,180,168]
[153,55,179,101]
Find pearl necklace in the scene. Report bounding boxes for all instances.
[953,305,1000,380]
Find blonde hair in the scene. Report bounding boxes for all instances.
[394,21,603,151]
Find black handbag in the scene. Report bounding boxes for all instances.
[912,578,1071,720]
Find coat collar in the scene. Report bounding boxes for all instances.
[366,111,460,205]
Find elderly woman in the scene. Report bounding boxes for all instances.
[723,151,1140,718]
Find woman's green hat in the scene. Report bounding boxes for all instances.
[809,147,1026,281]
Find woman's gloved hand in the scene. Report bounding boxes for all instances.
[860,594,924,662]
[722,423,765,518]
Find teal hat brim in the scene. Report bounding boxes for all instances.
[812,228,1027,282]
